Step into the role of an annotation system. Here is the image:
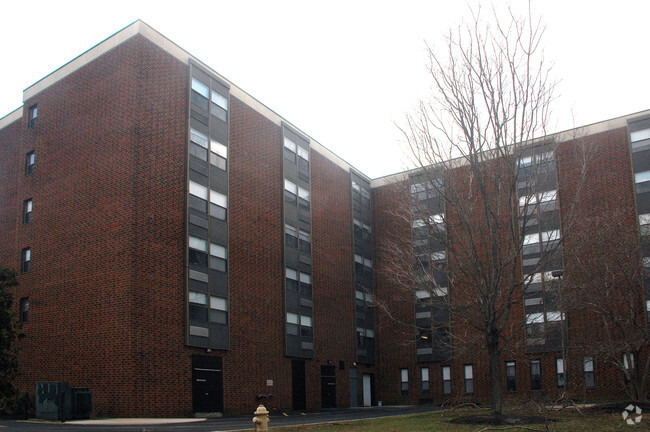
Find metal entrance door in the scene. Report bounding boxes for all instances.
[349,368,358,407]
[292,360,306,410]
[362,374,372,407]
[321,365,336,408]
[192,355,224,413]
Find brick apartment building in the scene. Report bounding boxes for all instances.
[0,21,648,417]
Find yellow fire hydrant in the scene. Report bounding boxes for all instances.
[253,404,270,431]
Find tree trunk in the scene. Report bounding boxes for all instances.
[487,331,503,417]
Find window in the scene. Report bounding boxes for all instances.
[189,129,208,161]
[421,367,430,395]
[297,146,309,171]
[191,78,209,111]
[209,243,227,272]
[506,361,516,392]
[298,186,310,209]
[209,296,228,324]
[400,368,409,395]
[631,128,650,143]
[189,181,208,212]
[523,229,560,246]
[631,128,650,152]
[25,151,35,175]
[284,137,297,161]
[209,189,228,221]
[210,139,228,170]
[284,179,297,205]
[464,365,474,394]
[286,312,312,334]
[583,356,595,388]
[556,358,565,388]
[28,104,37,128]
[298,229,311,255]
[23,199,32,223]
[636,170,650,184]
[188,290,208,322]
[211,90,228,122]
[21,248,31,273]
[188,236,208,267]
[285,224,298,248]
[286,268,299,292]
[442,366,451,395]
[19,297,29,323]
[189,291,208,305]
[530,360,541,390]
[623,353,635,384]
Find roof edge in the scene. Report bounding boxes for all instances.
[0,107,22,130]
[370,108,650,188]
[20,20,368,179]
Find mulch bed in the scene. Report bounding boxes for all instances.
[449,414,550,425]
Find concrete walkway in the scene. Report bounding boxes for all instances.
[0,405,431,431]
[67,417,207,425]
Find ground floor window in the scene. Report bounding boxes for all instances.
[464,365,474,394]
[530,360,541,390]
[400,368,408,395]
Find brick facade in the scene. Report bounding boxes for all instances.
[0,21,648,417]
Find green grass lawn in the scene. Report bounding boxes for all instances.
[270,407,631,431]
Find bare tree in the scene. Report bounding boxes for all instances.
[379,3,569,417]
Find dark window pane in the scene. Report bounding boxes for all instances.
[210,204,227,221]
[286,279,299,292]
[191,91,209,110]
[209,256,227,272]
[21,248,30,273]
[189,196,207,212]
[189,250,208,267]
[25,151,35,175]
[287,323,299,335]
[211,104,227,122]
[285,191,297,205]
[19,298,29,323]
[209,310,228,324]
[190,142,208,160]
[285,234,298,248]
[189,304,208,321]
[28,104,37,128]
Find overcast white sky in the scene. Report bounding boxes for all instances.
[1,1,649,178]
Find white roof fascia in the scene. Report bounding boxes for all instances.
[0,108,22,130]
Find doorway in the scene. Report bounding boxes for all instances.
[321,365,336,408]
[292,360,306,410]
[349,368,358,407]
[362,374,373,407]
[191,355,224,413]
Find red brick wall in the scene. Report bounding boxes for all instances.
[0,119,22,267]
[558,127,643,400]
[372,179,419,405]
[0,34,189,416]
[310,151,356,409]
[224,95,287,414]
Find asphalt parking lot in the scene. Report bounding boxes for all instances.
[0,405,433,431]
